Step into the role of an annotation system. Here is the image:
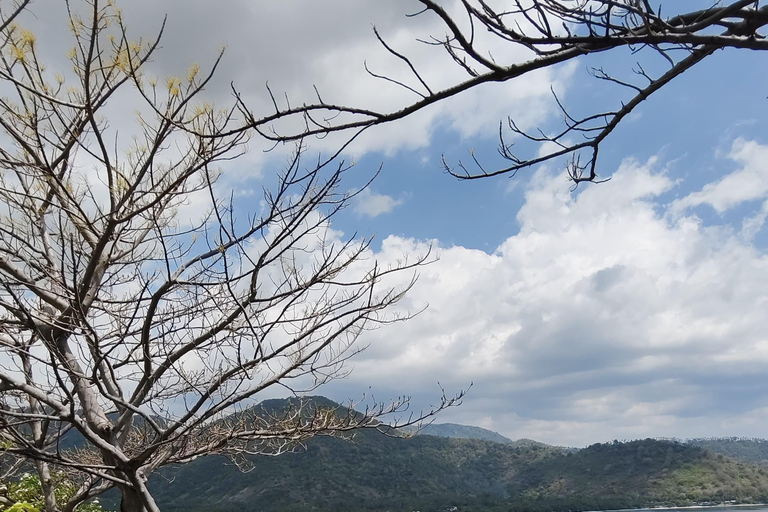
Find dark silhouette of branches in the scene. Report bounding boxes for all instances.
[235,0,768,185]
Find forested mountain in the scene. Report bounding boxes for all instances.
[686,438,768,466]
[146,428,563,512]
[128,399,768,512]
[510,440,768,511]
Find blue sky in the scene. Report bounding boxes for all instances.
[24,0,768,447]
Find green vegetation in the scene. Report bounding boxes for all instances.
[144,429,561,512]
[134,429,768,512]
[509,439,768,511]
[417,423,571,453]
[18,399,768,512]
[686,438,768,466]
[0,473,106,512]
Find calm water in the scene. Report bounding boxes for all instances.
[614,508,768,512]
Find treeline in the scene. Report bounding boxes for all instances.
[138,433,768,512]
[686,438,768,466]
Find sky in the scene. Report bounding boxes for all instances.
[16,0,768,447]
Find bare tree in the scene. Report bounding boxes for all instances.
[0,2,462,512]
[236,0,768,185]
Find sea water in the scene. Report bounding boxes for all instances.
[614,507,768,512]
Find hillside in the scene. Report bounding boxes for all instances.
[147,435,768,512]
[416,423,568,453]
[134,398,768,512]
[510,439,768,511]
[148,429,562,512]
[686,438,768,466]
[417,422,514,444]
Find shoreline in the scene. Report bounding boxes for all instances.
[596,505,768,512]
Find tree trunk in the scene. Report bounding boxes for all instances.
[118,473,162,512]
[22,351,58,512]
[119,486,148,512]
[35,460,58,512]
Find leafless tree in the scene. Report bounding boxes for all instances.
[0,2,462,511]
[236,0,768,185]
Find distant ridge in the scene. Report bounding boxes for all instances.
[417,422,514,444]
[417,422,571,453]
[684,437,768,466]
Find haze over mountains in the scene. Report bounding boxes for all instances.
[128,398,768,512]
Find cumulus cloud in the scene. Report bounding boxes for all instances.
[353,189,404,217]
[326,147,768,447]
[741,200,768,242]
[673,138,768,213]
[39,0,570,157]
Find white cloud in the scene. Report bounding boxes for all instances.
[325,147,768,447]
[741,199,768,242]
[353,189,404,217]
[673,138,768,213]
[74,0,573,157]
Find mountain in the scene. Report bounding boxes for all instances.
[686,438,768,466]
[417,422,514,444]
[147,435,768,512]
[147,428,561,512]
[416,423,574,454]
[510,439,768,511]
[129,398,768,512]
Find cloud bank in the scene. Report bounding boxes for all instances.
[332,146,768,447]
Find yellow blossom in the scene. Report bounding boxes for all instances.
[187,63,200,82]
[19,28,36,47]
[166,76,180,97]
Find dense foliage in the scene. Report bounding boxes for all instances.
[133,429,768,512]
[1,474,105,512]
[509,440,768,511]
[41,399,768,512]
[686,439,768,466]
